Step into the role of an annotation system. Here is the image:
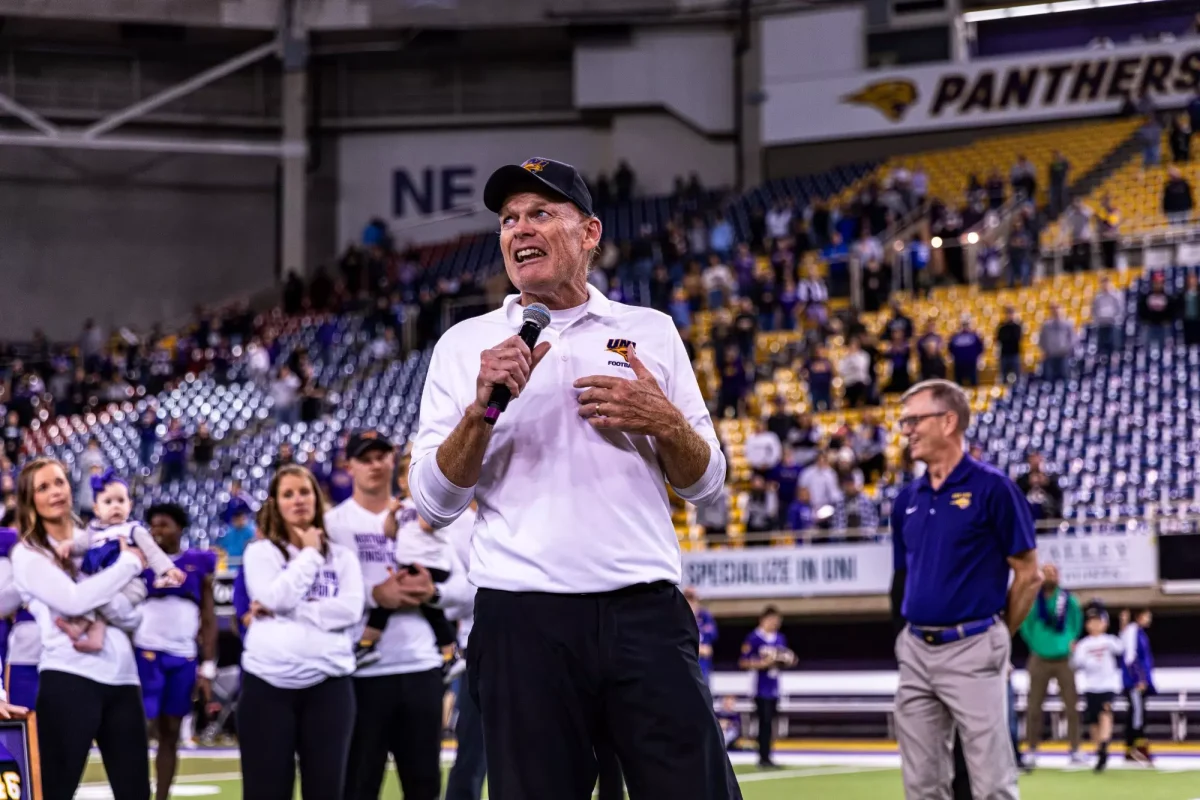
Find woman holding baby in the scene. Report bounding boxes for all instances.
[11,457,153,800]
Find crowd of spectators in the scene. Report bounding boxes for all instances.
[857,91,1200,290]
[4,136,1198,552]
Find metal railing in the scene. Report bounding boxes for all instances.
[850,215,1200,302]
[849,195,1025,304]
[700,510,1200,548]
[1039,219,1200,275]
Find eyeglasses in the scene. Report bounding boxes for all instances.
[896,411,949,431]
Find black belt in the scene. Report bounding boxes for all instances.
[602,580,674,598]
[909,616,997,646]
[477,581,673,599]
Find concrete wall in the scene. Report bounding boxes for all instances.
[0,143,280,340]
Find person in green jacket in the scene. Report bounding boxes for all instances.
[1020,564,1085,766]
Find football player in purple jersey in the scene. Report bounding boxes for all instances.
[133,504,218,800]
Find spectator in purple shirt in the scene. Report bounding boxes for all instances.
[717,344,748,419]
[136,408,159,470]
[740,607,794,768]
[685,588,718,685]
[885,329,914,394]
[949,317,984,387]
[732,243,756,295]
[324,452,354,505]
[160,418,188,484]
[778,278,799,331]
[766,449,802,527]
[786,487,814,537]
[803,345,835,411]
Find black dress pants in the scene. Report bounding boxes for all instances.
[237,672,355,800]
[469,581,741,800]
[344,668,444,800]
[37,670,150,800]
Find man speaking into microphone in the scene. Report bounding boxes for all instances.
[409,157,740,800]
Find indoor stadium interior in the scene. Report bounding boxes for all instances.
[1,0,1200,798]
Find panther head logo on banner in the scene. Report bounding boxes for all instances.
[842,79,919,122]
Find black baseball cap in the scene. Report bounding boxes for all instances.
[345,429,394,460]
[483,157,594,217]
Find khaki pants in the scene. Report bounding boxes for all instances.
[1025,654,1080,752]
[895,624,1018,800]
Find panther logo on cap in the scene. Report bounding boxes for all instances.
[521,158,549,173]
[843,79,918,122]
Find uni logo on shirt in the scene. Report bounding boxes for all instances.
[606,338,636,369]
[950,492,972,510]
[606,339,636,361]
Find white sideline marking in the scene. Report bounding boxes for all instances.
[80,772,243,788]
[738,765,890,783]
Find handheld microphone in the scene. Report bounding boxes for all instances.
[484,303,551,426]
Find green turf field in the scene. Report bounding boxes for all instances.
[74,756,1200,799]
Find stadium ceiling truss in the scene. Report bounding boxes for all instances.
[0,40,305,159]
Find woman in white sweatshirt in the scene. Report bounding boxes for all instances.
[11,458,151,800]
[239,464,363,800]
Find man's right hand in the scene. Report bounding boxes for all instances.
[475,334,552,411]
[372,568,434,610]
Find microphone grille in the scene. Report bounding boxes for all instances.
[523,303,551,330]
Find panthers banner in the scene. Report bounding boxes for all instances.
[762,39,1200,145]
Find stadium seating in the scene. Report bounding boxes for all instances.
[728,163,878,240]
[826,117,1140,217]
[1046,136,1200,241]
[708,667,1200,742]
[693,271,1129,542]
[39,314,367,529]
[693,264,1200,543]
[968,266,1200,521]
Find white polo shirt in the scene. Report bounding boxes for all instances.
[409,284,725,593]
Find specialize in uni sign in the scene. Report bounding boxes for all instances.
[686,554,860,587]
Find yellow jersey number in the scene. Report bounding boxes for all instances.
[1,769,20,799]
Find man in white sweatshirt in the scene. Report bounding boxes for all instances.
[324,430,448,800]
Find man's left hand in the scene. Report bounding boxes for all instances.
[575,345,682,437]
